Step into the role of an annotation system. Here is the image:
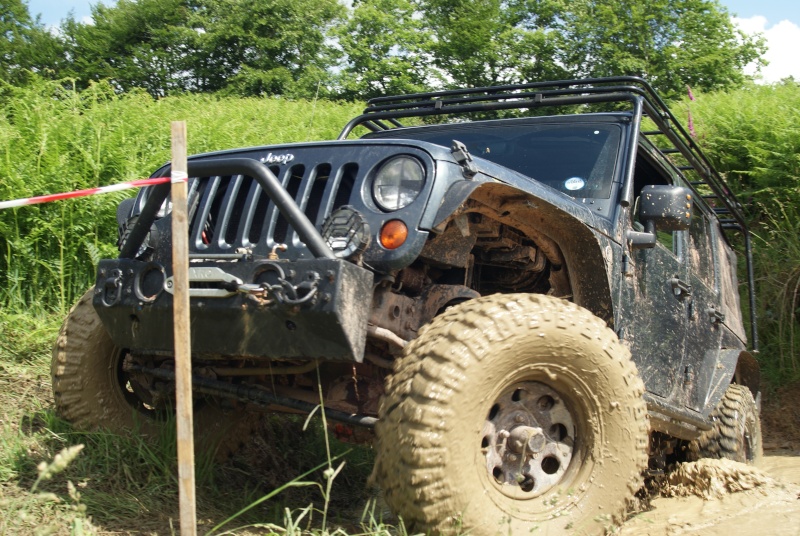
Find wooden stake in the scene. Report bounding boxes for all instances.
[170,120,197,536]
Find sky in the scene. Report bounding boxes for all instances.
[26,0,800,84]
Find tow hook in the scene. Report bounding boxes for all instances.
[100,269,124,306]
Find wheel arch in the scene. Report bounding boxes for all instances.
[701,348,761,420]
[733,350,761,401]
[433,181,615,324]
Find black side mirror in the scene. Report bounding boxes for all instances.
[628,185,693,249]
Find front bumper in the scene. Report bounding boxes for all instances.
[93,257,374,362]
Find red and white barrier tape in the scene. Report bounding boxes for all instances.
[0,176,172,210]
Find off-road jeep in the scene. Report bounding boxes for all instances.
[52,77,761,534]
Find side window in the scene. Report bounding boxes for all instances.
[656,228,677,252]
[688,210,715,288]
[632,149,681,255]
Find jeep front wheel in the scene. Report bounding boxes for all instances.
[373,293,648,535]
[51,290,255,459]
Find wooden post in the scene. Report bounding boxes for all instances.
[170,120,197,536]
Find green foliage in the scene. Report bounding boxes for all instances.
[335,0,433,99]
[58,0,344,98]
[15,0,767,100]
[193,0,345,98]
[559,0,766,99]
[60,0,195,96]
[686,81,800,382]
[418,0,569,88]
[0,76,363,313]
[685,81,800,205]
[0,0,67,84]
[336,0,764,97]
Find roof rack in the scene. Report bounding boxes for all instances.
[339,76,757,350]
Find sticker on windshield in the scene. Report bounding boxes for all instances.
[564,177,585,191]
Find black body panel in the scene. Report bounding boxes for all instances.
[94,257,374,361]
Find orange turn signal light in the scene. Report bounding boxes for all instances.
[379,220,408,250]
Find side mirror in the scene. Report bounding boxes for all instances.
[628,185,693,249]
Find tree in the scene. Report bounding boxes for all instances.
[557,0,766,98]
[190,0,344,97]
[336,0,765,98]
[417,0,568,88]
[62,0,343,98]
[7,0,766,102]
[0,0,66,84]
[335,0,433,99]
[61,0,194,96]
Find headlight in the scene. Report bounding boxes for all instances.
[372,156,425,211]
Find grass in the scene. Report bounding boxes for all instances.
[0,308,406,535]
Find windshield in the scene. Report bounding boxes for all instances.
[366,120,623,199]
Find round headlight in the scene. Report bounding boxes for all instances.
[372,156,425,211]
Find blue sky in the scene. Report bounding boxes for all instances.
[26,0,800,83]
[26,0,800,27]
[28,0,95,25]
[722,0,799,24]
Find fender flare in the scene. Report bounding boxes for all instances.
[703,348,760,419]
[734,350,761,400]
[434,181,614,324]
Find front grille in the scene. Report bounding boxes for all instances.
[188,162,359,256]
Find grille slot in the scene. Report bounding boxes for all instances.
[273,165,306,245]
[246,185,270,246]
[187,162,356,256]
[305,164,332,228]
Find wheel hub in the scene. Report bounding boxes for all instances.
[481,381,575,498]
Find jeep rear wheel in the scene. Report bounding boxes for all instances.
[373,294,648,535]
[689,384,762,464]
[51,290,255,459]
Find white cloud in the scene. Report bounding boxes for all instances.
[733,16,800,83]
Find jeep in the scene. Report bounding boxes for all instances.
[52,77,761,534]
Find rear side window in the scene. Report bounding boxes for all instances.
[688,210,715,288]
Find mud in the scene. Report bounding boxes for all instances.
[620,455,800,535]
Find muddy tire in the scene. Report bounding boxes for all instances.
[51,290,256,459]
[373,293,649,535]
[689,384,762,464]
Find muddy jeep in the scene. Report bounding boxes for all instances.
[52,77,761,534]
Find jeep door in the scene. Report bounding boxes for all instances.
[682,207,721,409]
[623,149,690,401]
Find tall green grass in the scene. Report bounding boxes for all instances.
[0,77,363,314]
[687,81,800,383]
[686,81,800,205]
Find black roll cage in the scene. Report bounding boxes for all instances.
[339,76,758,351]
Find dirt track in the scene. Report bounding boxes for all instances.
[619,454,800,535]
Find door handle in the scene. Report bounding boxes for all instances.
[668,277,692,299]
[706,305,726,324]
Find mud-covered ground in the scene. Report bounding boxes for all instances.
[619,382,800,535]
